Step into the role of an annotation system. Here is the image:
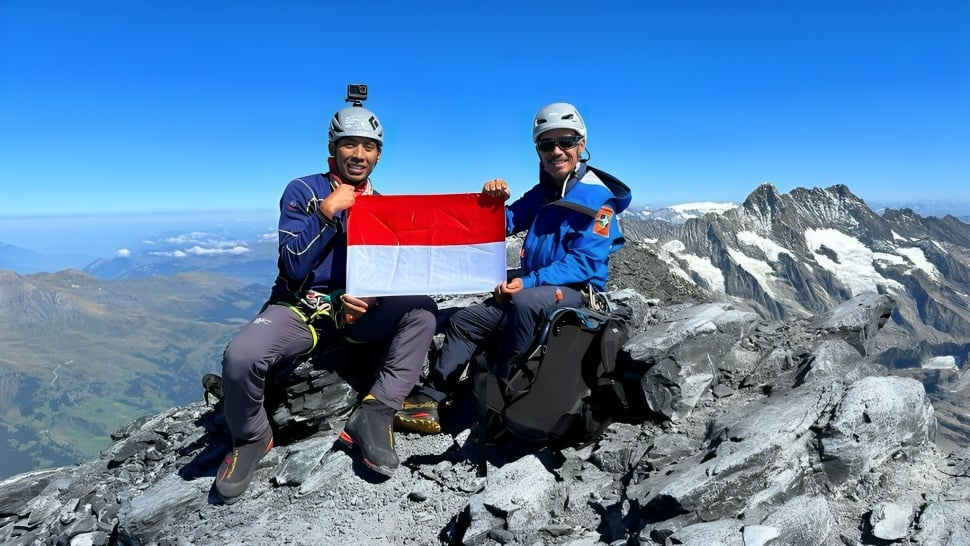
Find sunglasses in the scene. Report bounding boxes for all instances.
[536,135,584,153]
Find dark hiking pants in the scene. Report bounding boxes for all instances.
[221,295,437,443]
[430,285,583,399]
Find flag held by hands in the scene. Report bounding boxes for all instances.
[346,193,507,297]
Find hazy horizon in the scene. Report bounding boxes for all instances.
[0,210,278,272]
[3,193,970,276]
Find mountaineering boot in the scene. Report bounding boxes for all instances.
[394,392,441,434]
[339,394,400,477]
[214,427,274,504]
[201,373,223,405]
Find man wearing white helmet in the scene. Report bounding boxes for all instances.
[214,87,437,502]
[395,102,632,435]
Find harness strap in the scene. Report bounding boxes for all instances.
[279,302,324,354]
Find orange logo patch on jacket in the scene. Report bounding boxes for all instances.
[593,206,614,237]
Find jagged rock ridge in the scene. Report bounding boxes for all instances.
[620,183,970,349]
[3,280,969,544]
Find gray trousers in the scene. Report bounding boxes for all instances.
[221,295,437,442]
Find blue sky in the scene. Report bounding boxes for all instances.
[1,0,968,218]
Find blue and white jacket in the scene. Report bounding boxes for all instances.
[508,162,632,292]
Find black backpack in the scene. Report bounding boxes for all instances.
[479,305,632,447]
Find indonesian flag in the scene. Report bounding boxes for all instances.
[346,193,507,297]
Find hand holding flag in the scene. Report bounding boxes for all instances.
[346,193,507,297]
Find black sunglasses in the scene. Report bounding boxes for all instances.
[536,135,584,153]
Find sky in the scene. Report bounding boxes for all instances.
[1,0,969,219]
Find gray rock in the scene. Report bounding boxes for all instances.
[627,303,760,362]
[118,474,208,539]
[3,288,970,545]
[761,495,833,546]
[666,518,743,545]
[465,456,558,541]
[24,494,61,530]
[913,501,970,545]
[811,292,895,356]
[628,351,844,522]
[273,432,337,487]
[629,303,759,419]
[869,501,913,541]
[0,469,62,516]
[741,524,780,546]
[821,376,936,484]
[643,432,701,471]
[590,423,650,474]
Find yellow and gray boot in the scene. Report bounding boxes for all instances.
[339,394,400,476]
[394,393,441,434]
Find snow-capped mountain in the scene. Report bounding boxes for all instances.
[634,201,738,224]
[620,182,970,349]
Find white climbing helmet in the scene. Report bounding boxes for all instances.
[532,102,586,142]
[328,106,383,145]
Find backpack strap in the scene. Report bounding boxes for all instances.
[596,315,631,411]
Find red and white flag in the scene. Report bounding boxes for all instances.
[346,193,507,297]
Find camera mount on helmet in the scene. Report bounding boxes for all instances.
[329,84,383,144]
[346,84,368,107]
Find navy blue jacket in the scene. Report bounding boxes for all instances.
[270,173,357,302]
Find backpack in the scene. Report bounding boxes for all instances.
[479,305,633,447]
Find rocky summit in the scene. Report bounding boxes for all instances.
[3,289,969,543]
[3,185,970,545]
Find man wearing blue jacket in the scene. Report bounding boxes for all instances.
[214,90,437,503]
[395,102,631,435]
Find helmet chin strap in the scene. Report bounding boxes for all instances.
[565,164,583,196]
[539,161,581,197]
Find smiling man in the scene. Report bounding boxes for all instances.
[214,87,437,503]
[395,102,633,435]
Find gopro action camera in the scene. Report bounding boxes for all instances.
[346,84,368,105]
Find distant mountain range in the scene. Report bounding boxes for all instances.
[867,199,970,220]
[0,243,94,275]
[623,183,970,345]
[83,240,278,286]
[634,198,970,226]
[0,232,277,285]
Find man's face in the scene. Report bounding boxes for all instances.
[332,136,381,184]
[535,128,585,184]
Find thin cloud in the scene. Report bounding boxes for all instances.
[149,250,188,258]
[184,245,250,256]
